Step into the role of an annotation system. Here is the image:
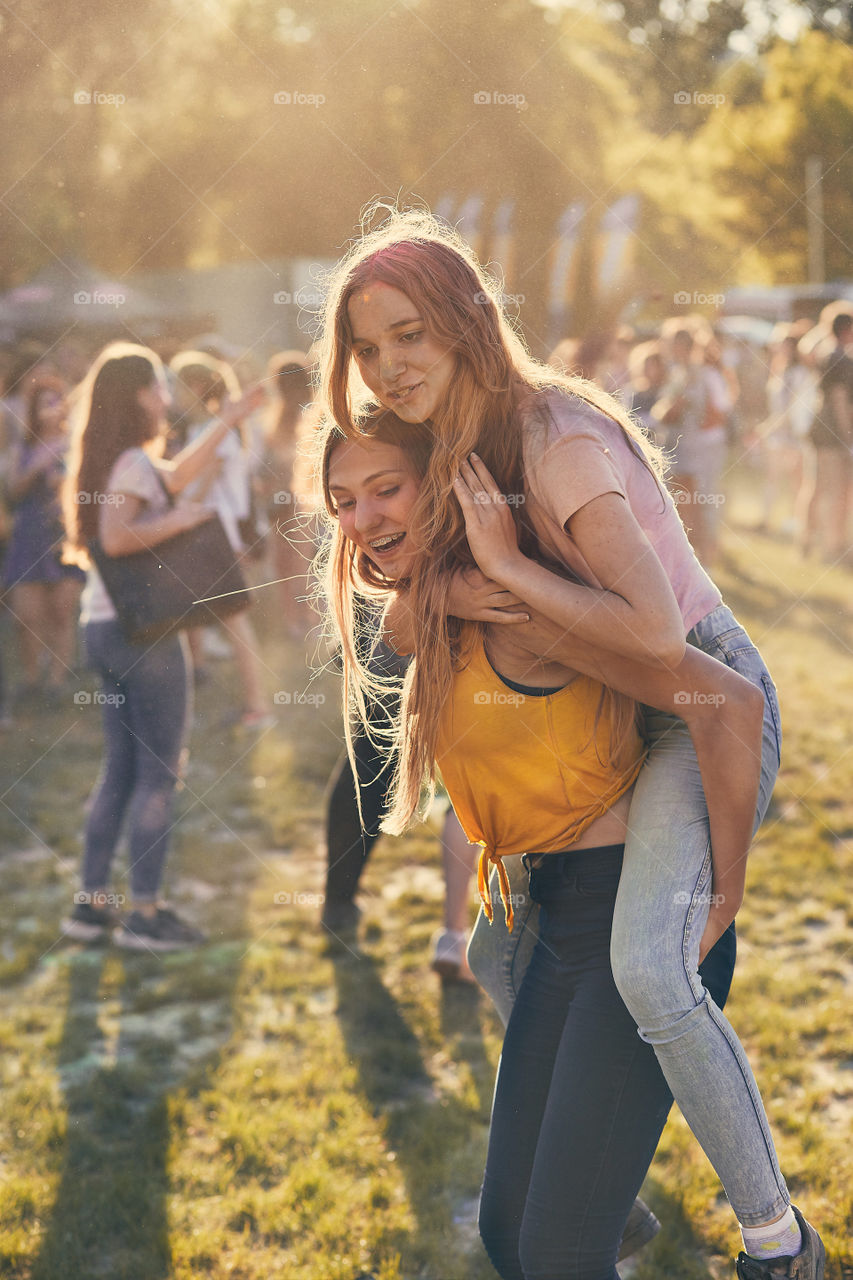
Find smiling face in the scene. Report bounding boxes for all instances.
[347,281,457,423]
[327,436,421,579]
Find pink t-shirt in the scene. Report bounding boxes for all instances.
[521,389,721,634]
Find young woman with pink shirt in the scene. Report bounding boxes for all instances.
[314,207,825,1280]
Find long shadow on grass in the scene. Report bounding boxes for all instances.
[332,951,496,1277]
[33,948,175,1280]
[31,936,249,1280]
[439,982,500,1119]
[31,925,251,1279]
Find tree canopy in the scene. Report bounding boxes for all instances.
[1,0,850,346]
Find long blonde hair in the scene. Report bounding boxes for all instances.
[313,412,444,798]
[316,408,642,842]
[317,203,662,832]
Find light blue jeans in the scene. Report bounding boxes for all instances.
[468,603,788,1227]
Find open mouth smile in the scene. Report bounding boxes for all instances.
[389,382,423,404]
[368,532,407,554]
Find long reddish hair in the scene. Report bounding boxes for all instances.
[314,407,640,836]
[316,203,663,830]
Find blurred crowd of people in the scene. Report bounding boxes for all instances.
[0,336,318,725]
[2,300,852,726]
[0,300,850,955]
[551,301,853,573]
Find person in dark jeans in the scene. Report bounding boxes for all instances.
[322,702,397,935]
[78,623,190,925]
[321,634,479,983]
[479,846,736,1280]
[61,342,248,950]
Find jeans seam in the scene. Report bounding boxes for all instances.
[672,807,788,1223]
[521,1035,649,1278]
[682,841,712,984]
[704,996,791,1221]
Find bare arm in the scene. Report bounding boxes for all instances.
[453,454,686,668]
[382,567,528,656]
[99,492,214,557]
[159,386,265,494]
[158,418,230,495]
[506,611,764,961]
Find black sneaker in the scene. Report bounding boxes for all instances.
[736,1206,825,1279]
[618,1196,661,1262]
[61,900,119,943]
[113,906,206,952]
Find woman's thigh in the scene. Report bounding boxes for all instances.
[480,927,576,1205]
[611,713,715,1012]
[11,582,47,629]
[87,625,189,778]
[123,636,189,778]
[483,855,673,1280]
[518,961,671,1280]
[612,610,780,1013]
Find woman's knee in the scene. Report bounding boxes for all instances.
[610,936,680,1028]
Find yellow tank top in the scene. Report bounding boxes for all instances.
[435,631,646,930]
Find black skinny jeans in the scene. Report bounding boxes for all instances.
[479,844,736,1280]
[324,731,393,903]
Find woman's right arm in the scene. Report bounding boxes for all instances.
[158,386,266,495]
[98,492,213,557]
[382,568,529,655]
[454,454,686,668]
[507,612,764,961]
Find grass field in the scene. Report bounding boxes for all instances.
[0,487,851,1280]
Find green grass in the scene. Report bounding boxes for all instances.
[0,492,852,1279]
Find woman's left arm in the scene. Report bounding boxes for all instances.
[506,612,764,960]
[454,455,685,668]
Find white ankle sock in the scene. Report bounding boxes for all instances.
[741,1207,801,1261]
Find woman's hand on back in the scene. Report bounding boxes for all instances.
[452,453,529,584]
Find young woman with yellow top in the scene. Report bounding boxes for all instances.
[316,207,825,1280]
[317,413,772,1280]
